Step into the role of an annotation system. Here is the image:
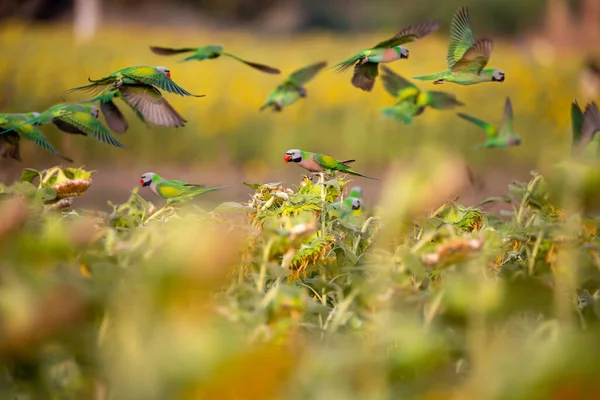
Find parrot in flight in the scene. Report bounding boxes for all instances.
[284,149,378,180]
[457,97,521,149]
[571,100,600,162]
[413,7,505,85]
[140,172,229,202]
[260,61,327,112]
[63,66,204,99]
[0,103,126,149]
[333,20,440,92]
[0,113,72,162]
[380,66,464,124]
[84,84,186,133]
[149,45,280,74]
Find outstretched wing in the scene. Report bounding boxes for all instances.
[222,52,280,74]
[352,62,379,92]
[581,102,600,144]
[122,66,203,97]
[149,46,198,55]
[17,123,72,162]
[457,112,498,139]
[380,66,417,97]
[373,20,440,49]
[451,39,493,74]
[447,6,476,69]
[56,110,126,149]
[287,61,327,86]
[100,100,129,134]
[571,100,584,147]
[497,98,514,139]
[119,84,186,128]
[424,91,464,109]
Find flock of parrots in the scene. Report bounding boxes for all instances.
[1,6,600,215]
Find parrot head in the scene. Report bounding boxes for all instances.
[156,66,172,78]
[284,149,302,163]
[351,198,362,211]
[508,135,521,146]
[492,69,505,83]
[89,106,100,118]
[393,46,409,59]
[140,172,155,187]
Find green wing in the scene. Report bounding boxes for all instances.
[424,91,464,109]
[373,20,440,49]
[16,123,72,161]
[571,100,584,146]
[497,97,514,139]
[314,153,345,171]
[56,110,126,148]
[447,6,476,69]
[581,102,600,145]
[287,61,327,86]
[122,66,202,97]
[457,113,498,138]
[222,52,280,74]
[352,62,379,92]
[380,66,418,97]
[156,181,189,198]
[450,39,493,74]
[119,84,186,127]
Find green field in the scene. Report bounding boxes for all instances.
[2,21,600,400]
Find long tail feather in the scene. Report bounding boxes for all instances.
[332,54,362,73]
[413,72,447,81]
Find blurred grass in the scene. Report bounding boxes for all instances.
[0,21,588,178]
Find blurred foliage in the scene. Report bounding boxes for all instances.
[0,22,589,179]
[2,159,600,399]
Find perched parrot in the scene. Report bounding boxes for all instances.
[413,7,505,85]
[457,97,521,149]
[0,103,126,149]
[63,66,203,99]
[260,62,327,112]
[149,45,280,74]
[0,113,72,162]
[380,66,464,124]
[333,20,440,92]
[328,186,364,222]
[284,149,378,180]
[571,101,600,162]
[140,172,229,202]
[84,84,186,133]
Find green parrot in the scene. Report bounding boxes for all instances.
[380,66,464,124]
[0,113,72,162]
[149,45,280,74]
[333,20,440,92]
[1,103,126,149]
[140,172,229,201]
[85,84,186,133]
[260,61,327,112]
[63,66,203,99]
[413,7,505,86]
[571,100,600,162]
[328,186,364,222]
[457,97,521,149]
[284,149,378,180]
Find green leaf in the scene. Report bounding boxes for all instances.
[20,168,41,184]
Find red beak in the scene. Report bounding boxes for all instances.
[284,154,291,163]
[166,72,171,78]
[140,179,144,185]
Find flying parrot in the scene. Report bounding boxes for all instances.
[63,66,204,99]
[333,20,440,92]
[260,61,327,112]
[149,45,280,74]
[0,113,72,162]
[571,100,600,163]
[380,66,464,124]
[457,97,521,149]
[0,103,126,149]
[140,172,229,202]
[84,84,187,133]
[413,7,505,85]
[284,149,378,180]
